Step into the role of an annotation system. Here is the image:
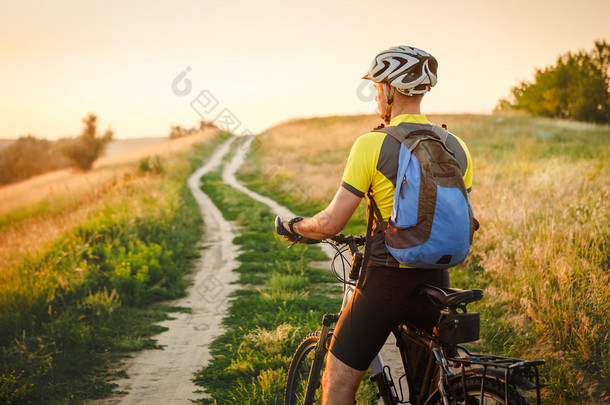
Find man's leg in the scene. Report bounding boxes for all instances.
[321,351,366,405]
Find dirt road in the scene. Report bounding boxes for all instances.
[95,137,239,404]
[98,135,404,404]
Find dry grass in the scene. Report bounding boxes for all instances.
[242,112,610,402]
[0,130,217,273]
[245,115,381,202]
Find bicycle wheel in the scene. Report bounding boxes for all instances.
[427,375,528,405]
[284,331,329,405]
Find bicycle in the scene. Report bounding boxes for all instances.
[275,216,545,405]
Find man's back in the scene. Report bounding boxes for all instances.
[341,113,473,267]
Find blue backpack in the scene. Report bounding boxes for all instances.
[368,123,476,269]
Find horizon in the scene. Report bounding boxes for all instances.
[0,111,499,142]
[2,0,609,140]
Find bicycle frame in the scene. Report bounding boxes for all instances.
[304,276,545,405]
[278,225,544,405]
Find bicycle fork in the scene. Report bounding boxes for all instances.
[303,313,339,405]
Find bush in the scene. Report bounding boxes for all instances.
[0,135,72,185]
[60,113,114,170]
[139,155,164,174]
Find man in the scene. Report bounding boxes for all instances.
[281,45,473,404]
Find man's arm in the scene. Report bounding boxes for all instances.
[283,187,362,240]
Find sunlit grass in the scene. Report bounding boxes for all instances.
[238,112,610,403]
[0,130,217,274]
[0,130,222,403]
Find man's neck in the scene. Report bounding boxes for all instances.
[389,94,423,118]
[391,102,422,118]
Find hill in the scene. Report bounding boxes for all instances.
[238,112,610,403]
[0,131,217,273]
[0,128,224,403]
[101,137,169,159]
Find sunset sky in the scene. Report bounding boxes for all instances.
[2,0,609,139]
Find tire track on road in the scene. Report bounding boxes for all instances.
[96,137,239,404]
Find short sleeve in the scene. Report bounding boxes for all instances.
[341,133,378,198]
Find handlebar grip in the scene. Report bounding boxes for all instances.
[275,216,291,236]
[275,216,321,244]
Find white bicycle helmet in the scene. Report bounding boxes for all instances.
[363,46,438,96]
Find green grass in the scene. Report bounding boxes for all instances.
[192,161,377,404]
[0,134,228,404]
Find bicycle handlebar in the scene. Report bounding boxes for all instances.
[274,216,365,253]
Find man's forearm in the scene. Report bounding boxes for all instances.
[286,186,362,241]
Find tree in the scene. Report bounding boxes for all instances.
[60,113,114,170]
[169,125,189,139]
[498,40,610,124]
[199,119,218,131]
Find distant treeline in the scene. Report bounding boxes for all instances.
[169,119,218,139]
[499,40,610,124]
[0,136,72,185]
[0,117,218,187]
[0,113,113,186]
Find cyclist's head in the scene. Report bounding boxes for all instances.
[363,45,438,97]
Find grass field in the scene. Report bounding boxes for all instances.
[238,112,610,404]
[0,130,223,403]
[2,113,608,404]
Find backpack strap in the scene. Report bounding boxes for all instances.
[370,193,386,232]
[373,122,449,142]
[362,189,387,271]
[375,123,457,159]
[362,190,375,272]
[430,124,450,143]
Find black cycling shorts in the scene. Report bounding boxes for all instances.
[329,265,450,371]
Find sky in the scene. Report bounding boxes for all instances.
[2,0,609,139]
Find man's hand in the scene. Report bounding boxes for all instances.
[275,216,312,246]
[281,219,309,243]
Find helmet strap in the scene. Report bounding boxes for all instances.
[383,86,395,124]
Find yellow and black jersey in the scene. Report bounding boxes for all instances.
[341,114,473,267]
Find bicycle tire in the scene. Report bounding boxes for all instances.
[426,375,529,405]
[284,332,328,405]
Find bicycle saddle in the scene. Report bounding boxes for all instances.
[417,284,483,309]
